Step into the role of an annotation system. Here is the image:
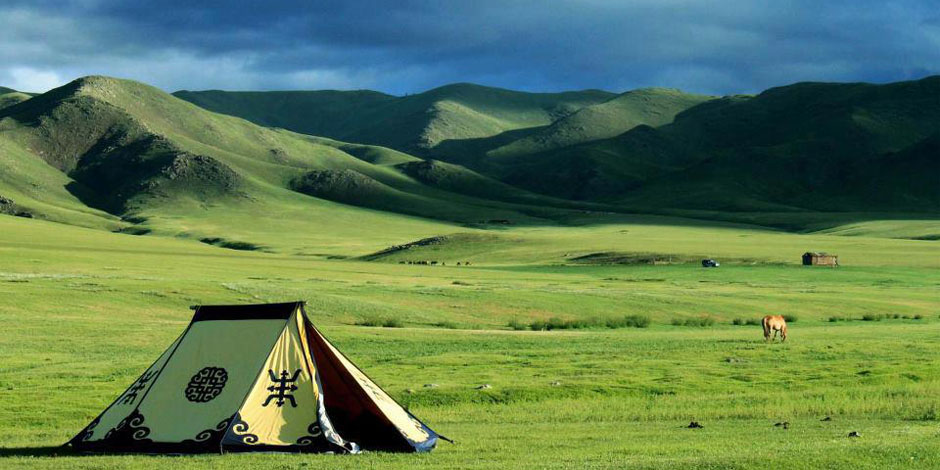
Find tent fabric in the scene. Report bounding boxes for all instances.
[67,301,440,454]
[306,320,438,452]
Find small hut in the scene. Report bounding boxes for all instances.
[802,252,838,266]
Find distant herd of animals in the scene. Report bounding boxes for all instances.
[399,260,471,266]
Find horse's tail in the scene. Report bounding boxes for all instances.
[762,316,771,335]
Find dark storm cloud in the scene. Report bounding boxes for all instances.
[0,0,937,94]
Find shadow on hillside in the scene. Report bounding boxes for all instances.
[0,446,73,458]
[432,126,547,165]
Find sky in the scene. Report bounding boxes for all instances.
[1,0,938,95]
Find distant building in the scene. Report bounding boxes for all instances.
[803,252,839,266]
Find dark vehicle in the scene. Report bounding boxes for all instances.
[701,259,720,267]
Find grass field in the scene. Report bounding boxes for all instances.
[0,213,938,469]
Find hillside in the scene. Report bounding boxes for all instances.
[0,75,935,246]
[485,88,714,159]
[0,87,33,110]
[175,77,938,215]
[176,83,616,155]
[613,76,940,212]
[0,76,602,252]
[480,77,940,212]
[172,88,396,138]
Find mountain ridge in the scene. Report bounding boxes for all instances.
[0,74,935,248]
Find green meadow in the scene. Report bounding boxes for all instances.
[0,75,937,468]
[0,213,937,469]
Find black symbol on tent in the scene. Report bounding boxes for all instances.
[185,367,228,403]
[263,369,300,407]
[121,370,158,405]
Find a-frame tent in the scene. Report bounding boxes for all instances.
[68,302,441,453]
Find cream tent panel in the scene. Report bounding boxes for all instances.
[137,319,285,443]
[72,334,183,444]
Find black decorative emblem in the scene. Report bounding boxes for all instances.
[224,413,259,445]
[185,367,228,403]
[69,416,100,445]
[182,416,234,445]
[262,369,300,407]
[296,422,323,446]
[121,370,158,405]
[103,409,152,443]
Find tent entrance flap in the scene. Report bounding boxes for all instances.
[303,312,439,452]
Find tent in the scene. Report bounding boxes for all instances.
[67,301,443,454]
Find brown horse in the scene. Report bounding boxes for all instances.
[762,315,787,342]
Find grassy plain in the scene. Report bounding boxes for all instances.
[0,215,937,469]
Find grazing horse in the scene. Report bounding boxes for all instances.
[762,315,787,342]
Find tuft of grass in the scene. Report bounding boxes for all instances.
[434,321,459,329]
[508,319,527,331]
[783,314,798,323]
[861,314,884,322]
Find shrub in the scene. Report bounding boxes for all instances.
[523,315,651,331]
[828,316,844,322]
[354,317,383,327]
[891,313,901,319]
[606,315,650,329]
[861,314,883,322]
[566,318,596,329]
[355,317,403,328]
[546,317,568,330]
[732,318,744,326]
[673,316,715,327]
[745,318,762,326]
[508,319,527,331]
[783,315,798,323]
[913,314,924,320]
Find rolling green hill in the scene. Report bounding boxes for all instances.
[0,74,936,247]
[172,88,396,138]
[176,83,616,155]
[612,77,940,212]
[0,86,34,110]
[0,76,606,252]
[477,77,940,212]
[484,88,714,159]
[175,76,938,216]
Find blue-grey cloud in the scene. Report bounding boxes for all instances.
[0,0,937,95]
